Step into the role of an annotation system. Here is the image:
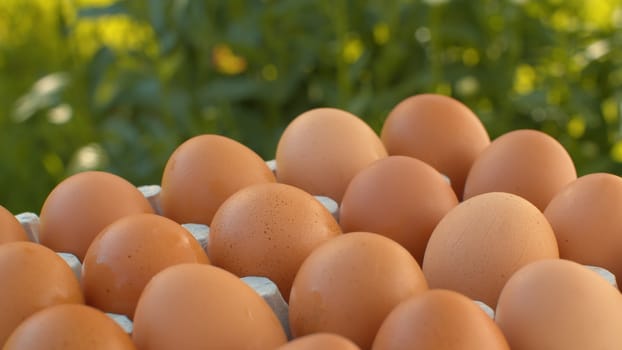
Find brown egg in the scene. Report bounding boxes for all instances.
[276,108,387,202]
[160,134,275,225]
[496,259,622,349]
[0,205,28,245]
[82,213,209,318]
[0,242,84,345]
[289,232,428,349]
[209,183,341,299]
[4,304,135,350]
[39,171,154,260]
[544,173,622,285]
[372,289,509,350]
[381,94,490,198]
[339,156,458,264]
[422,192,559,306]
[276,333,361,350]
[463,129,576,210]
[132,263,287,350]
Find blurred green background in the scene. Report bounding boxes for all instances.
[2,0,622,213]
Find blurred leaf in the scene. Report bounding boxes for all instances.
[77,2,127,18]
[87,47,116,107]
[130,77,161,107]
[148,0,167,34]
[198,77,263,102]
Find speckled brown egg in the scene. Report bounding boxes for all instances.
[82,213,209,318]
[381,94,490,198]
[544,173,622,286]
[463,129,576,210]
[276,108,387,202]
[289,232,428,349]
[496,259,622,349]
[0,242,84,345]
[209,183,341,299]
[4,304,136,350]
[39,171,154,260]
[339,156,458,264]
[372,289,509,350]
[160,134,275,225]
[0,205,28,245]
[276,333,361,350]
[132,263,287,350]
[422,192,559,306]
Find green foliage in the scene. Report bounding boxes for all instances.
[1,0,622,213]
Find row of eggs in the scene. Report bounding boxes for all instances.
[2,93,622,349]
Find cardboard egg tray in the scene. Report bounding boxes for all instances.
[12,160,619,341]
[14,205,293,338]
[14,162,307,340]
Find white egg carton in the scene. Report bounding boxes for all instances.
[12,159,618,340]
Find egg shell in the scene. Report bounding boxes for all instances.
[276,333,361,350]
[81,213,209,318]
[0,242,84,345]
[544,173,622,286]
[339,155,458,264]
[496,259,622,349]
[422,192,559,306]
[463,129,576,210]
[160,134,275,225]
[209,182,342,299]
[4,304,136,350]
[289,232,428,349]
[372,289,509,350]
[380,94,490,198]
[39,171,154,260]
[0,206,28,245]
[132,264,287,350]
[276,107,387,202]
